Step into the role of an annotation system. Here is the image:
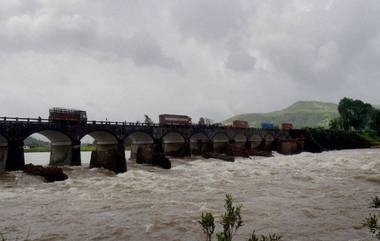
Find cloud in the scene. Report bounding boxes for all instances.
[225,51,256,72]
[0,8,181,70]
[171,0,249,41]
[0,0,380,123]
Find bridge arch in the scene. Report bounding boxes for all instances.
[23,130,72,146]
[82,130,118,145]
[249,134,263,149]
[23,130,74,166]
[81,130,126,173]
[161,132,186,157]
[124,131,154,160]
[211,132,229,142]
[190,132,210,155]
[263,133,275,151]
[232,133,247,148]
[211,132,229,153]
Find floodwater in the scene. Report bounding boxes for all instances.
[0,149,379,241]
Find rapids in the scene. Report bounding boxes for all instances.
[0,149,379,241]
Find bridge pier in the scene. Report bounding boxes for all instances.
[50,140,81,166]
[90,141,126,173]
[130,142,154,160]
[5,140,25,171]
[0,146,8,172]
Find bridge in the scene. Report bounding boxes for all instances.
[0,117,300,173]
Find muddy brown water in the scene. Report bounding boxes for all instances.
[0,150,379,241]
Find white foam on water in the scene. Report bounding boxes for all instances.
[0,149,379,240]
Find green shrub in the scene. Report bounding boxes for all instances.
[364,196,380,240]
[248,231,282,241]
[199,194,281,241]
[371,196,380,208]
[365,214,380,240]
[199,212,215,241]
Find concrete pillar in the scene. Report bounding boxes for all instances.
[90,141,126,173]
[49,140,81,166]
[278,140,299,155]
[0,145,8,172]
[130,142,154,160]
[5,140,25,171]
[263,135,275,151]
[131,144,154,164]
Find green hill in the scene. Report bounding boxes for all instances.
[224,101,339,128]
[24,136,50,147]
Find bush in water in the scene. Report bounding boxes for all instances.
[199,194,281,241]
[370,196,380,209]
[365,196,380,240]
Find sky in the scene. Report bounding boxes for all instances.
[1,0,380,123]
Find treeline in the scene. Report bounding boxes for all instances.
[301,97,380,151]
[329,97,380,131]
[302,128,371,152]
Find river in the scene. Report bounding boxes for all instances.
[0,149,379,241]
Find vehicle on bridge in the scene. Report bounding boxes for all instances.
[49,107,87,124]
[232,120,249,128]
[281,122,293,130]
[159,114,192,125]
[261,122,274,129]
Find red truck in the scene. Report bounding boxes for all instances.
[159,114,192,125]
[49,108,87,123]
[232,120,249,128]
[281,123,293,130]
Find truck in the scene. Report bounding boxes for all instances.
[232,120,249,128]
[49,107,87,123]
[281,123,293,130]
[261,122,274,129]
[159,114,192,125]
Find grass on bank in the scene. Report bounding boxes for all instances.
[358,132,380,146]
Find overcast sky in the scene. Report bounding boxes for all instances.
[1,0,380,122]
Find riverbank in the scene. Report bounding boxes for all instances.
[1,149,379,240]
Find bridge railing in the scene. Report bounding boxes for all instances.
[0,117,49,123]
[0,117,279,132]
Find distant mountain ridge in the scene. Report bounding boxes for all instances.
[224,101,340,128]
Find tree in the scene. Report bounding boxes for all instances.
[371,109,380,131]
[144,115,154,125]
[199,117,206,125]
[205,118,214,126]
[338,97,374,130]
[329,117,343,130]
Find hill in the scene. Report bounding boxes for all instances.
[24,136,50,147]
[223,101,339,128]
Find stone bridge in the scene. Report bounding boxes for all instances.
[0,117,295,173]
